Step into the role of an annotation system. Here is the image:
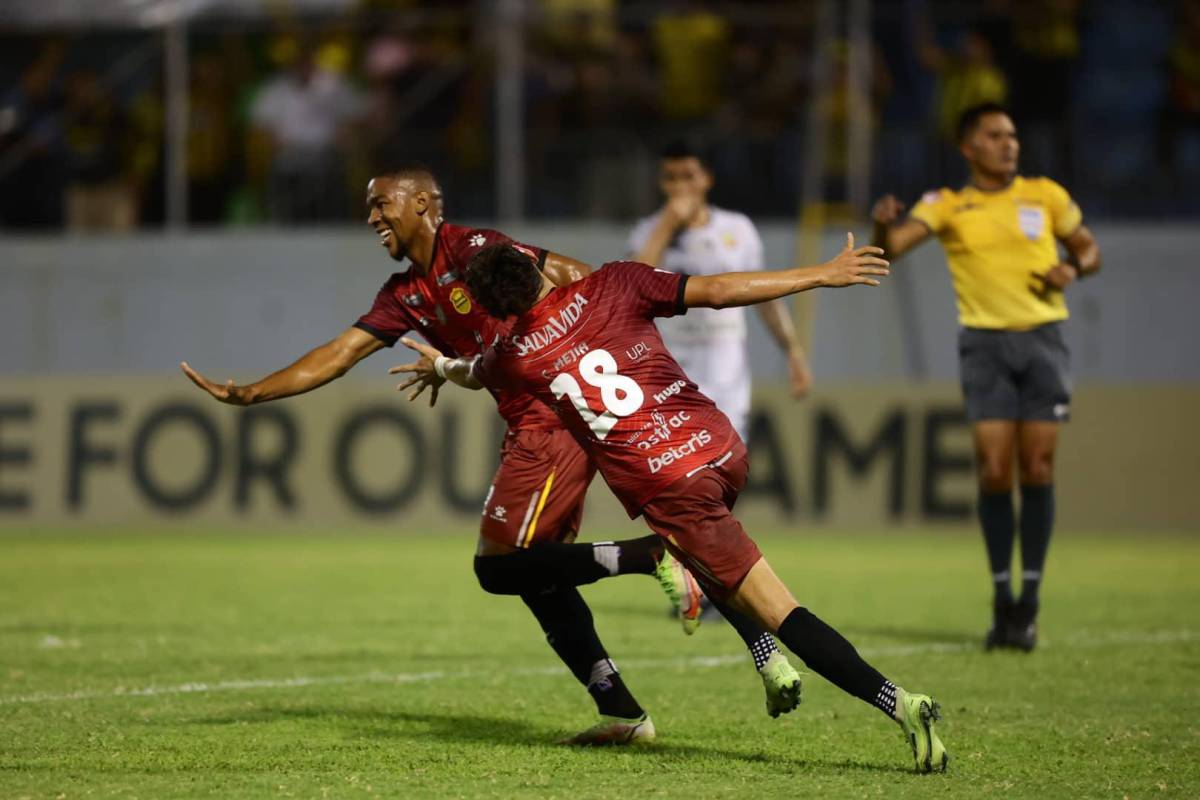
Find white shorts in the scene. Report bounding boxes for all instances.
[667,337,751,441]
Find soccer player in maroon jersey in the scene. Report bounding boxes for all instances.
[179,166,802,744]
[394,237,950,772]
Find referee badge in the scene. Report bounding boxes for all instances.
[1017,206,1045,240]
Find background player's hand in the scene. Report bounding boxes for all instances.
[871,194,905,226]
[1030,263,1079,297]
[180,361,254,405]
[821,232,890,287]
[663,192,703,228]
[389,337,447,407]
[787,349,812,399]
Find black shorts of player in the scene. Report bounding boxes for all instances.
[958,321,1071,423]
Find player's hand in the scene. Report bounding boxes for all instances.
[821,232,890,287]
[1030,263,1079,297]
[180,361,254,405]
[664,192,702,228]
[787,349,812,400]
[389,337,447,407]
[871,195,905,226]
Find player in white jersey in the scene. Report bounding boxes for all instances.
[628,140,811,441]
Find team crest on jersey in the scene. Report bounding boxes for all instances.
[450,287,472,314]
[1017,206,1045,240]
[436,271,460,286]
[721,232,738,249]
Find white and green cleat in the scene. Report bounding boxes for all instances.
[653,554,703,635]
[897,691,948,773]
[560,714,656,746]
[758,651,803,718]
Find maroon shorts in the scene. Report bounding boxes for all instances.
[479,427,597,548]
[640,442,762,598]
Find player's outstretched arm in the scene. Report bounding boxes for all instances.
[755,301,812,399]
[542,252,593,286]
[389,338,482,405]
[180,326,384,406]
[683,233,889,310]
[870,194,931,260]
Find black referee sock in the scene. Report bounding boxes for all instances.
[978,489,1016,607]
[1018,484,1055,611]
[776,607,897,720]
[521,585,643,719]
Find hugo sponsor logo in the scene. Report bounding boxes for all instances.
[653,380,686,405]
[513,292,589,356]
[647,429,712,474]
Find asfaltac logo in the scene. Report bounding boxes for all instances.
[647,429,712,474]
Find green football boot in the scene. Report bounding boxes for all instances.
[897,691,948,773]
[560,713,656,746]
[653,554,703,635]
[758,651,803,718]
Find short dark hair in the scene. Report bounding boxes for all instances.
[465,243,543,319]
[660,138,711,167]
[956,102,1010,143]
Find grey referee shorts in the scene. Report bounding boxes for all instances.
[958,322,1072,423]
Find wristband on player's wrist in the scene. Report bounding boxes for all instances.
[433,356,449,379]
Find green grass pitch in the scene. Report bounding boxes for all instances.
[1,528,1197,799]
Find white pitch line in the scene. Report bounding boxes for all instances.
[1,629,1195,708]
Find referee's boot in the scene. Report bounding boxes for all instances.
[1006,599,1039,652]
[984,600,1013,650]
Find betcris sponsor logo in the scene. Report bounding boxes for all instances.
[647,429,712,474]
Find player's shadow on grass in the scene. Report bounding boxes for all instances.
[193,706,909,775]
[847,625,981,646]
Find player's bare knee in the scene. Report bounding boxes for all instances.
[1018,452,1055,486]
[976,459,1012,492]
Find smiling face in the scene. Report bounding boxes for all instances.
[365,175,439,261]
[960,111,1019,181]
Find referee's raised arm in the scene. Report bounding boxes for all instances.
[870,194,931,260]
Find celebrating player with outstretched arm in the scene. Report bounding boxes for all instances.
[393,237,951,773]
[179,166,804,745]
[871,102,1102,652]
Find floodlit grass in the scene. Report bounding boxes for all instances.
[1,528,1197,798]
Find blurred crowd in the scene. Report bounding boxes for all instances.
[1,0,1199,231]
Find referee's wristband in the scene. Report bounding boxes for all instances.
[433,356,450,379]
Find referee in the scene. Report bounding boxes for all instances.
[871,102,1101,651]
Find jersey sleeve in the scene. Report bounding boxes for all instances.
[1043,178,1083,237]
[471,346,516,394]
[606,261,689,319]
[447,226,548,272]
[353,275,411,347]
[909,189,947,234]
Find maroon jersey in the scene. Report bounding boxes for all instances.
[474,261,741,516]
[355,221,557,430]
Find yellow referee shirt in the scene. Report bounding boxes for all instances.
[910,176,1083,330]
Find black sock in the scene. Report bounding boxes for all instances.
[777,607,896,720]
[474,535,663,596]
[1018,484,1054,611]
[520,585,643,719]
[709,597,780,669]
[978,489,1016,607]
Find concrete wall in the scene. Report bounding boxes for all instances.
[1,223,1195,383]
